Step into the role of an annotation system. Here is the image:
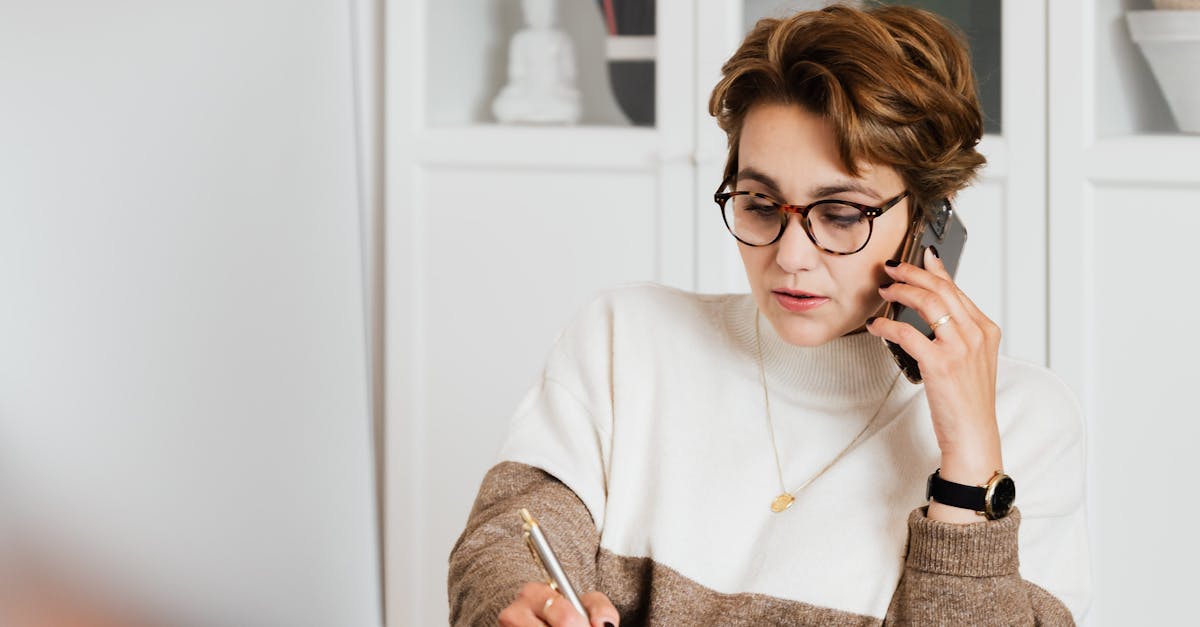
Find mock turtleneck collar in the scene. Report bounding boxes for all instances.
[724,293,903,404]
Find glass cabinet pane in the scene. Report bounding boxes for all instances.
[425,0,656,127]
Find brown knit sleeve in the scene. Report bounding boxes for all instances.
[884,507,1075,626]
[448,461,602,627]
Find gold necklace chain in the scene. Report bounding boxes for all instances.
[755,311,903,513]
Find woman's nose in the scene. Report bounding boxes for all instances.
[774,214,823,273]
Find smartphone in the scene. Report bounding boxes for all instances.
[883,198,968,384]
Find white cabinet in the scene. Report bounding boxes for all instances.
[1049,1,1200,624]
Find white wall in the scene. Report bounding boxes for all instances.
[0,2,381,625]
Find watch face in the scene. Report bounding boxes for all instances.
[989,476,1016,518]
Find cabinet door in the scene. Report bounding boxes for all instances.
[1049,1,1200,624]
[386,2,697,625]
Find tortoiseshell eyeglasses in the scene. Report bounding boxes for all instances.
[714,178,910,255]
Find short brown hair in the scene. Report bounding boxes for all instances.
[709,3,986,218]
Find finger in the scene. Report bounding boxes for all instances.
[877,283,965,344]
[498,599,546,627]
[922,247,1000,342]
[884,256,966,315]
[923,245,952,280]
[883,257,981,342]
[923,247,991,320]
[581,591,620,627]
[502,583,554,627]
[866,315,936,364]
[535,591,589,627]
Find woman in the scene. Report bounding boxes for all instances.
[449,5,1090,626]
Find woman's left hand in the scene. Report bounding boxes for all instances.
[867,246,1004,521]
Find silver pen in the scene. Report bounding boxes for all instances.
[519,507,589,619]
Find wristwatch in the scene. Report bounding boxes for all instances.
[925,468,1016,520]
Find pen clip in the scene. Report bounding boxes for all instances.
[518,507,588,618]
[520,508,555,588]
[523,527,555,588]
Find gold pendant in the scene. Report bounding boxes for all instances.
[771,493,795,512]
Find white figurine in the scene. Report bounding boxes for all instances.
[492,0,582,124]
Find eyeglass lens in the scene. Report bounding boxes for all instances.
[726,194,871,252]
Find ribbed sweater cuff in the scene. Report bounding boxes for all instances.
[904,506,1021,577]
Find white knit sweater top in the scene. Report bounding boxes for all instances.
[497,283,1091,621]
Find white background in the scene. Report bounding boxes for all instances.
[3,0,1198,626]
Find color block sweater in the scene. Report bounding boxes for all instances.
[449,283,1091,625]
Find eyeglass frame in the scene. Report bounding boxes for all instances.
[713,177,911,255]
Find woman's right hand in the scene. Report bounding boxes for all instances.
[497,582,620,627]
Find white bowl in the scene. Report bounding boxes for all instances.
[1128,10,1200,133]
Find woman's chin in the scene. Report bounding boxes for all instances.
[764,312,841,347]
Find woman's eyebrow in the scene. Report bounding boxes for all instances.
[736,167,783,197]
[737,167,881,201]
[809,180,882,201]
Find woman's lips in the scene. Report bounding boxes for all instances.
[773,290,830,312]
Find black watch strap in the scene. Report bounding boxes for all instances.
[926,468,986,511]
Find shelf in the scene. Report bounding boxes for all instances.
[1085,134,1200,184]
[414,125,660,170]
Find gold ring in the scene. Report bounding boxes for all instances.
[544,596,555,612]
[930,313,952,331]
